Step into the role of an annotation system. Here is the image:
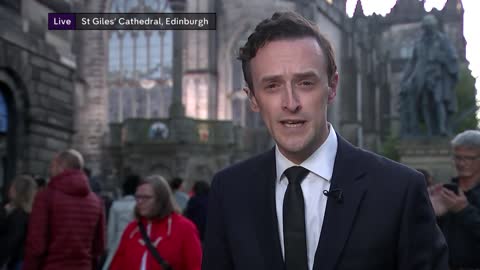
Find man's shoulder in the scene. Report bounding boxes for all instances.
[35,188,50,199]
[209,150,273,193]
[31,187,53,207]
[214,149,272,179]
[339,147,425,203]
[354,147,421,182]
[467,183,480,202]
[53,189,103,211]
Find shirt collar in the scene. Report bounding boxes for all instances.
[275,124,338,183]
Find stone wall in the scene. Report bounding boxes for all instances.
[399,138,455,182]
[72,0,109,175]
[106,116,268,189]
[0,0,76,194]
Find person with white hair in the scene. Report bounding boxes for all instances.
[23,149,106,270]
[430,130,480,269]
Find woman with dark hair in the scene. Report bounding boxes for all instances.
[0,175,37,270]
[109,175,202,270]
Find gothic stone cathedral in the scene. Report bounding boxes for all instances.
[0,0,466,195]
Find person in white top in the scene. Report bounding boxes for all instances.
[202,10,448,270]
[102,174,140,270]
[170,177,190,211]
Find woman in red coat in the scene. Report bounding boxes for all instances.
[109,175,202,270]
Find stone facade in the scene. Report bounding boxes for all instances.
[79,0,468,186]
[107,117,271,190]
[0,0,468,194]
[399,138,454,182]
[0,0,77,199]
[71,0,110,175]
[341,0,466,150]
[347,0,466,179]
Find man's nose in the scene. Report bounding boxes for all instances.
[282,86,301,113]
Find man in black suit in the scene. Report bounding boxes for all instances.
[202,11,448,270]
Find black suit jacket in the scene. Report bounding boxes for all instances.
[202,135,448,270]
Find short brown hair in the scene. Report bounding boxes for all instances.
[135,175,180,220]
[238,11,337,92]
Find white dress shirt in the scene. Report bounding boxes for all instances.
[275,124,338,270]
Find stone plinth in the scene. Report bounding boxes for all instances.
[399,137,455,183]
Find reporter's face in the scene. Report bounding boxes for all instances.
[246,38,337,164]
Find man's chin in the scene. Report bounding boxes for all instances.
[457,172,472,178]
[277,143,309,159]
[277,141,305,153]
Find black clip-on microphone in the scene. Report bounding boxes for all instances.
[323,189,343,203]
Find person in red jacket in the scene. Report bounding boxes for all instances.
[109,175,202,270]
[23,149,106,270]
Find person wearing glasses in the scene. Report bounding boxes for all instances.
[109,175,201,270]
[429,130,480,269]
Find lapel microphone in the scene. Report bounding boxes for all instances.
[323,189,344,203]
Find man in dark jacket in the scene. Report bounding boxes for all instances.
[23,149,106,270]
[203,11,448,270]
[430,130,480,269]
[184,180,210,241]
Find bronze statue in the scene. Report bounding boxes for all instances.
[400,15,459,137]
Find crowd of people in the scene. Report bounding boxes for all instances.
[0,10,479,270]
[0,149,209,270]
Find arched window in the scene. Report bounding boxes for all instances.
[108,0,173,123]
[0,91,7,133]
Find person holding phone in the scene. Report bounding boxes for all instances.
[429,130,480,269]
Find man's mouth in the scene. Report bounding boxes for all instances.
[280,120,306,128]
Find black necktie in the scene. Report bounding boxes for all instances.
[283,166,309,270]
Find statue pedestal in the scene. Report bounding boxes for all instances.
[399,137,455,183]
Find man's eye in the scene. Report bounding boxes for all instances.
[266,83,280,90]
[298,81,314,87]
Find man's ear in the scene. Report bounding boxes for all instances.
[244,87,259,112]
[327,72,339,104]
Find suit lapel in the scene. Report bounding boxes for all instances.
[252,148,285,270]
[313,135,368,270]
